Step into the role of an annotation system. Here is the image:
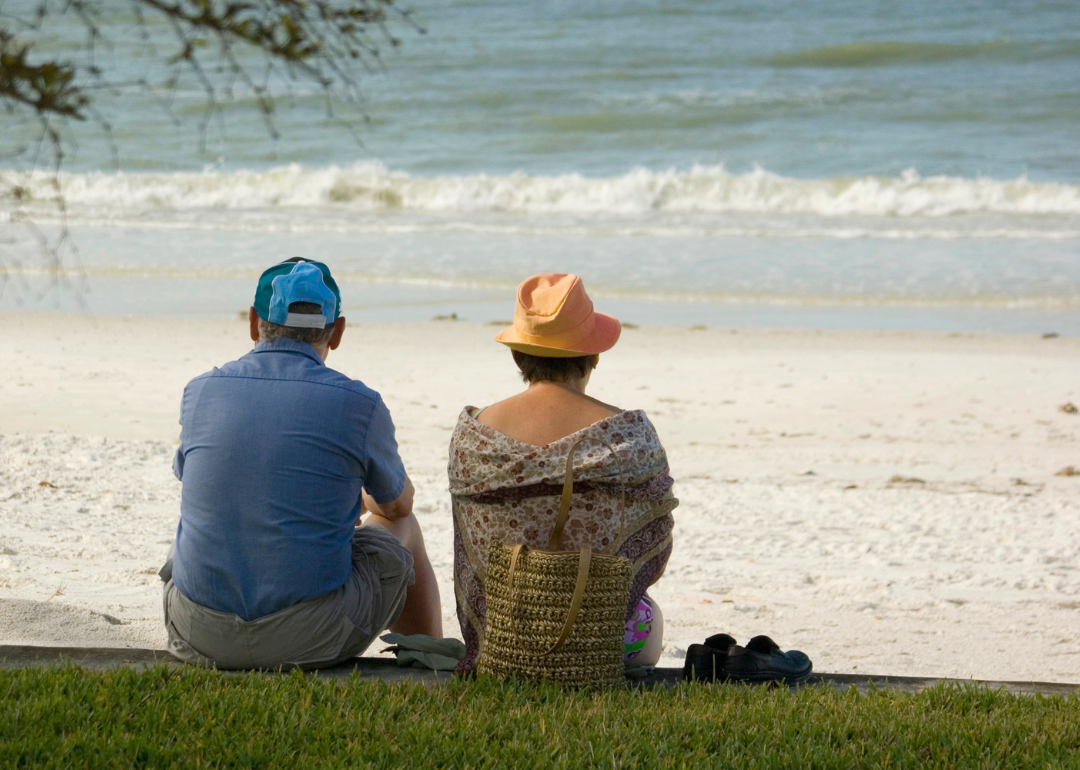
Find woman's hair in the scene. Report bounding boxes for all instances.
[512,350,596,384]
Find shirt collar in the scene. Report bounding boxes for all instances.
[252,337,326,365]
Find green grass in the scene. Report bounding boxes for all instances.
[2,666,1079,769]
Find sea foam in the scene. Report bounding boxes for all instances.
[5,163,1079,220]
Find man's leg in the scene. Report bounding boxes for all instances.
[362,513,443,638]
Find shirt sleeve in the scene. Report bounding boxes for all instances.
[172,388,187,481]
[172,447,185,481]
[362,396,407,505]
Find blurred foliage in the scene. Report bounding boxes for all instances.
[0,0,416,304]
[1,0,414,129]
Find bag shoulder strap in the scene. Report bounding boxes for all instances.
[545,546,591,654]
[504,437,626,657]
[506,543,593,656]
[548,438,588,550]
[547,437,625,551]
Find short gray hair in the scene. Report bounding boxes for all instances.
[257,302,335,348]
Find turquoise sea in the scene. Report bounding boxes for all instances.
[2,0,1079,332]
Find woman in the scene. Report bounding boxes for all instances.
[448,273,678,674]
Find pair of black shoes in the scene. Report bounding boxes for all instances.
[682,633,812,685]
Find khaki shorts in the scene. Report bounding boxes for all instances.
[161,524,414,670]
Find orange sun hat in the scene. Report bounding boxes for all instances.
[495,273,621,358]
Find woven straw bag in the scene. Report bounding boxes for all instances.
[477,438,631,689]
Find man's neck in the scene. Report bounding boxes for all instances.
[254,337,330,362]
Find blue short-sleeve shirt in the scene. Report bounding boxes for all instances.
[171,338,406,621]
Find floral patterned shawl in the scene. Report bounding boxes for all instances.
[448,407,677,673]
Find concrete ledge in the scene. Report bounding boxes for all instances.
[3,645,1078,697]
[0,645,445,685]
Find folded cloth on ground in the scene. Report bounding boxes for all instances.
[624,662,655,679]
[380,633,466,671]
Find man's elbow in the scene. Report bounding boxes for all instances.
[379,500,413,521]
[374,477,414,520]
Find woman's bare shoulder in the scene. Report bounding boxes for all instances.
[478,390,620,420]
[475,389,622,446]
[584,393,622,416]
[575,394,622,424]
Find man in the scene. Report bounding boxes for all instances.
[160,258,442,669]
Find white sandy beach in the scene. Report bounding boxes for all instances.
[1,312,1078,681]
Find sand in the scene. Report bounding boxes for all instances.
[1,312,1078,681]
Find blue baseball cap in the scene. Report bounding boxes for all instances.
[253,258,341,328]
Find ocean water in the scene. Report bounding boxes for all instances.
[1,0,1078,332]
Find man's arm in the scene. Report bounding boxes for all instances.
[173,385,189,481]
[359,394,412,521]
[362,474,415,521]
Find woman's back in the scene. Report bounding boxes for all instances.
[476,381,621,447]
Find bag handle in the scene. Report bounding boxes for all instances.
[506,437,625,656]
[507,542,592,656]
[547,437,626,552]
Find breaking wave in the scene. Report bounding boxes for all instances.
[3,163,1080,222]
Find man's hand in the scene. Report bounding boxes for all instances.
[362,475,415,521]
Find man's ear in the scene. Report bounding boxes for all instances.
[328,316,346,351]
[249,307,260,343]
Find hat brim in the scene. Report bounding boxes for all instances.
[495,312,621,357]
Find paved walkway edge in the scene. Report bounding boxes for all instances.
[2,645,1078,696]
